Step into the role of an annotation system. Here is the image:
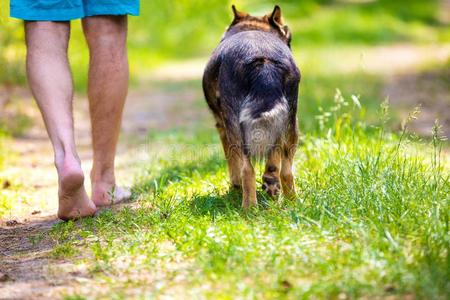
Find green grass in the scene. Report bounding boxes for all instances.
[48,96,449,299]
[0,1,448,297]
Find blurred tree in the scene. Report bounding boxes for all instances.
[0,0,446,89]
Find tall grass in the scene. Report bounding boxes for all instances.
[49,93,449,298]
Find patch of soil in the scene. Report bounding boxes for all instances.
[0,216,61,300]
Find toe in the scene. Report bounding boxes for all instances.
[96,185,132,207]
[114,186,132,203]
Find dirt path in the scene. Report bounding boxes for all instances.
[0,44,449,299]
[0,79,206,299]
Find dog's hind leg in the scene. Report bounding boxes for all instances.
[216,122,242,188]
[241,154,257,209]
[262,146,282,198]
[228,147,243,189]
[281,124,298,199]
[281,70,300,199]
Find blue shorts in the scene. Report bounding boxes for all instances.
[10,0,140,21]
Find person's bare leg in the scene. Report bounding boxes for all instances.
[25,21,96,220]
[82,16,130,206]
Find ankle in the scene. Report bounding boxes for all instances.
[90,166,115,185]
[55,154,82,174]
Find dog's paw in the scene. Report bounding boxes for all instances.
[262,174,281,198]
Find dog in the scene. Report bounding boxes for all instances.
[202,5,300,208]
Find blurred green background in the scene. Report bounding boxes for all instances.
[0,0,449,134]
[1,0,449,84]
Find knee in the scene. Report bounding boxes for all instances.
[83,17,127,55]
[25,21,70,55]
[88,35,126,57]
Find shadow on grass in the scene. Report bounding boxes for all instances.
[189,189,241,216]
[133,152,225,195]
[132,148,276,218]
[189,189,275,217]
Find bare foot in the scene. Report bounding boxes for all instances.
[56,160,97,221]
[92,181,131,207]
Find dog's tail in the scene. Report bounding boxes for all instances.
[239,58,289,157]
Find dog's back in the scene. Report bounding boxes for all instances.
[214,30,298,156]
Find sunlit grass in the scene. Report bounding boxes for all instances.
[49,95,449,299]
[0,1,448,298]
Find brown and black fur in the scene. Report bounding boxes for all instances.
[202,5,300,208]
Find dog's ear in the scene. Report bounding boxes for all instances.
[232,5,248,21]
[269,5,290,39]
[269,5,284,27]
[283,25,292,47]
